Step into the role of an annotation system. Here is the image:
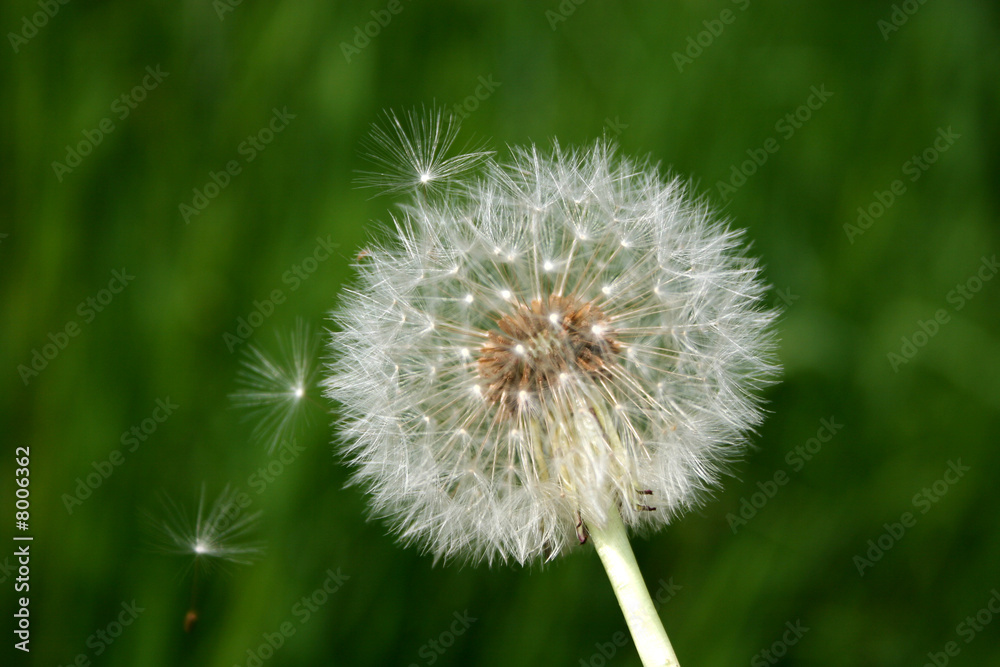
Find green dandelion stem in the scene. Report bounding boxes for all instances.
[589,508,680,667]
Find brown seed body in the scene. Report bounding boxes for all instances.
[478,295,620,415]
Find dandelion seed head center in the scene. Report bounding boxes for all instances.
[477,294,620,415]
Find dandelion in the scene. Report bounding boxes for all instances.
[232,320,319,453]
[325,113,779,666]
[144,484,262,631]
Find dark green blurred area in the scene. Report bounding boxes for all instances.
[2,1,999,665]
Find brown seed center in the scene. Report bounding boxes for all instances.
[478,294,620,413]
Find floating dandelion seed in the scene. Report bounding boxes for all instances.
[145,484,262,632]
[232,320,319,453]
[147,484,262,570]
[355,106,493,193]
[326,112,779,666]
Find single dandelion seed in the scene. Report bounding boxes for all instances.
[232,319,319,453]
[143,484,262,632]
[326,119,780,667]
[354,106,493,194]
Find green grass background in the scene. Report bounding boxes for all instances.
[2,1,999,665]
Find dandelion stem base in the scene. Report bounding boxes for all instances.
[589,508,680,667]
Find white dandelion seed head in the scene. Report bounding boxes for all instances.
[327,131,780,565]
[232,319,319,453]
[146,484,262,571]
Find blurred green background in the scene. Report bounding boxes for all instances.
[2,1,999,665]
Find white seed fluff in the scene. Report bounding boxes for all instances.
[146,484,262,571]
[326,130,779,565]
[231,320,318,454]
